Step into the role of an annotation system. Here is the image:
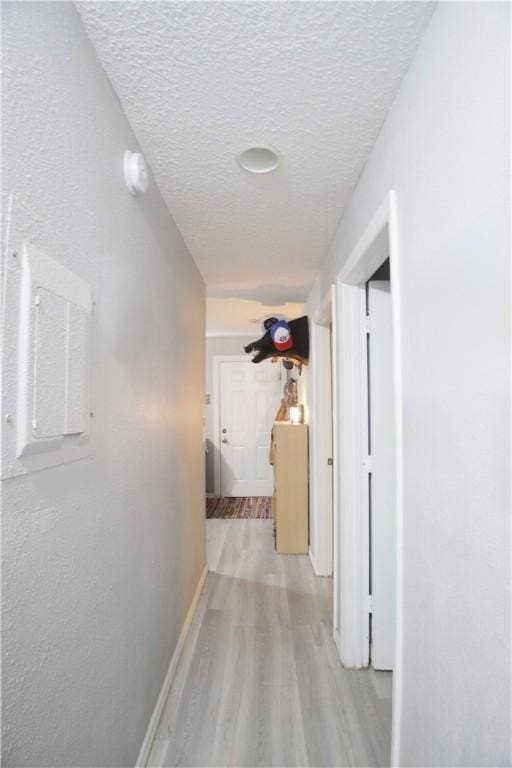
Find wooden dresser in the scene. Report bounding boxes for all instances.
[270,422,308,554]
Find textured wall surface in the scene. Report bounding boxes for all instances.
[78,0,434,308]
[308,3,511,766]
[1,4,205,766]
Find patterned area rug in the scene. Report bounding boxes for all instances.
[206,496,272,519]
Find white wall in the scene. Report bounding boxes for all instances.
[204,335,254,493]
[1,4,205,766]
[308,3,511,766]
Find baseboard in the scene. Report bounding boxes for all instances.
[308,546,319,575]
[308,546,332,578]
[135,565,208,768]
[333,626,343,662]
[205,492,215,499]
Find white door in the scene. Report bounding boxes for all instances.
[219,360,282,496]
[368,280,396,670]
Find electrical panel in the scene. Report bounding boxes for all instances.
[3,241,93,475]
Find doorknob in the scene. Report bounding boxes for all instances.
[222,428,227,434]
[222,438,228,444]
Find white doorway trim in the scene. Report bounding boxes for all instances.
[212,355,249,498]
[309,293,334,577]
[333,191,404,765]
[330,282,340,649]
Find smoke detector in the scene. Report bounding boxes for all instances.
[237,146,280,174]
[124,151,148,195]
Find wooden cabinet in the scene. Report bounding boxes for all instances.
[270,423,308,554]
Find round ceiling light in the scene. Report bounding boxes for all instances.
[237,146,279,174]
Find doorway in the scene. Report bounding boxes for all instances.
[309,298,334,578]
[213,357,282,497]
[332,192,403,763]
[366,260,396,671]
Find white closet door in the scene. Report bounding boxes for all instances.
[219,360,281,496]
[368,280,396,670]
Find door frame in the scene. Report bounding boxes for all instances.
[212,355,249,498]
[332,191,404,764]
[309,294,334,577]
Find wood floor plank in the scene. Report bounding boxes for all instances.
[150,519,392,767]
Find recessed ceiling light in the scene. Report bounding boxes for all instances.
[237,146,279,174]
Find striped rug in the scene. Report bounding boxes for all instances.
[206,496,272,519]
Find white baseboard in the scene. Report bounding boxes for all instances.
[135,565,208,768]
[205,492,215,499]
[333,626,343,662]
[308,546,319,575]
[309,546,332,578]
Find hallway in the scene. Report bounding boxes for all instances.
[148,520,392,768]
[2,2,510,766]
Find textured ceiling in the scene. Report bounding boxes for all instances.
[78,1,434,328]
[206,296,305,337]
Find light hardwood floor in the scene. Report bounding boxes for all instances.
[148,519,392,767]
